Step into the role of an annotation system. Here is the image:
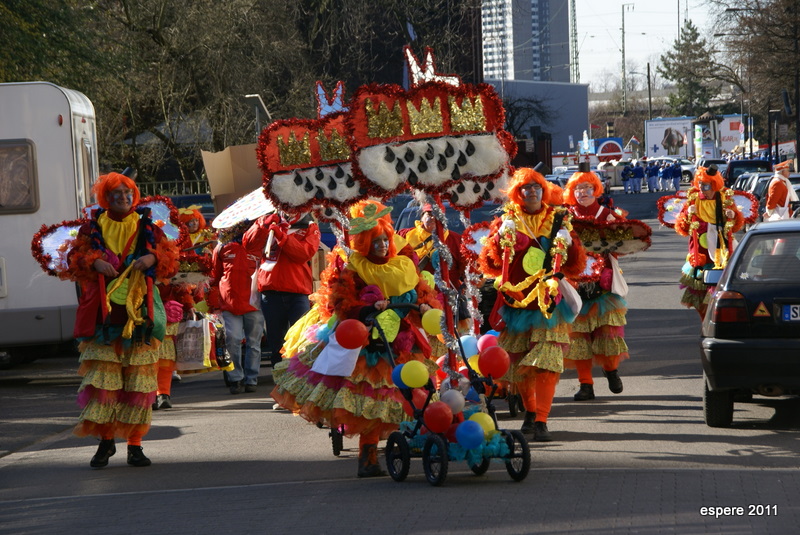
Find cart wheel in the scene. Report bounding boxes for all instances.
[422,434,449,486]
[330,426,344,457]
[502,430,531,482]
[385,431,411,482]
[507,394,519,417]
[470,456,491,476]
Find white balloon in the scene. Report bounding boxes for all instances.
[440,389,466,414]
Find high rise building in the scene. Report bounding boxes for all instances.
[481,0,570,83]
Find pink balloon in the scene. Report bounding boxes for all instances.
[477,334,498,352]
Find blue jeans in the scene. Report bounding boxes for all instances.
[622,179,632,193]
[222,310,264,385]
[261,291,311,365]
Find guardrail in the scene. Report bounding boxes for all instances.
[137,180,210,196]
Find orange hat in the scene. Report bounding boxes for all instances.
[775,160,792,171]
[92,172,140,210]
[178,205,207,230]
[563,171,604,205]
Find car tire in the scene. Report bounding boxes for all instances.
[682,171,692,183]
[703,375,734,427]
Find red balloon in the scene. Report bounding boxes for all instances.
[477,334,498,352]
[402,388,428,417]
[335,319,369,349]
[479,345,510,379]
[459,366,469,378]
[424,401,453,434]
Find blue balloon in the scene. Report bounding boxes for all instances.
[456,420,484,449]
[486,330,500,337]
[391,364,407,389]
[465,387,480,403]
[459,335,479,358]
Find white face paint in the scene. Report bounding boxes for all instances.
[520,183,543,212]
[107,185,134,214]
[371,233,390,257]
[574,184,595,207]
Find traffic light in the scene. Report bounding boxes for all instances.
[606,121,615,137]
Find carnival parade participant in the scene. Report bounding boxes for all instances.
[208,220,266,394]
[765,160,798,221]
[178,205,215,254]
[646,160,660,192]
[398,203,465,286]
[270,205,441,477]
[479,167,586,441]
[63,172,179,468]
[631,162,644,194]
[562,170,629,401]
[674,166,744,318]
[244,212,320,368]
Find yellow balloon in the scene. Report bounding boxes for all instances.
[467,354,482,376]
[400,360,429,389]
[421,308,443,335]
[469,412,495,438]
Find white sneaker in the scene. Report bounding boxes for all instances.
[172,370,181,383]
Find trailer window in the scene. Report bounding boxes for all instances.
[0,140,38,214]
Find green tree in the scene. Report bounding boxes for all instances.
[657,20,715,117]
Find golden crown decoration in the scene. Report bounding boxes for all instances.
[277,130,312,167]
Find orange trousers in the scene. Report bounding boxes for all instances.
[516,369,559,423]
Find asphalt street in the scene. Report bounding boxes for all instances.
[0,188,798,535]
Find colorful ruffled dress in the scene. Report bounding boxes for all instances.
[65,207,178,441]
[564,202,628,369]
[270,250,441,440]
[675,188,744,315]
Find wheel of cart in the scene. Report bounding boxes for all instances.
[385,430,411,481]
[422,433,449,486]
[500,429,531,481]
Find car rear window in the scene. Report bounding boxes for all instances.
[734,234,800,281]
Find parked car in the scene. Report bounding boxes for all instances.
[722,159,772,187]
[700,220,800,427]
[697,158,728,176]
[752,173,800,222]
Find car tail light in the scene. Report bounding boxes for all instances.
[709,291,748,323]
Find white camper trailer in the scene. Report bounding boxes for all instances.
[0,82,99,366]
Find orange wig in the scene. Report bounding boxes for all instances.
[92,172,140,210]
[504,167,561,207]
[178,206,207,230]
[563,172,604,205]
[351,217,397,258]
[692,167,724,192]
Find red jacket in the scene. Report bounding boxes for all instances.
[244,215,320,295]
[209,239,262,315]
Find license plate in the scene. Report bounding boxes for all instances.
[782,305,800,321]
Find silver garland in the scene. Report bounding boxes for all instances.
[327,207,352,256]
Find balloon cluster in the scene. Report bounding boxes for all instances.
[453,333,510,379]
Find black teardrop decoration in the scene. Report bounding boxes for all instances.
[451,165,460,181]
[328,178,337,190]
[483,190,491,200]
[418,157,428,173]
[304,179,314,192]
[425,144,435,160]
[335,166,344,178]
[315,169,324,182]
[404,148,414,162]
[486,181,494,190]
[444,142,454,157]
[384,146,395,162]
[315,187,325,200]
[395,159,406,174]
[293,173,303,186]
[358,187,368,195]
[457,151,467,166]
[473,183,481,193]
[456,183,465,193]
[345,176,355,188]
[451,193,459,203]
[466,140,475,156]
[408,170,418,185]
[437,154,447,172]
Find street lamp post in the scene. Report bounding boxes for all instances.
[621,3,634,115]
[630,64,653,120]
